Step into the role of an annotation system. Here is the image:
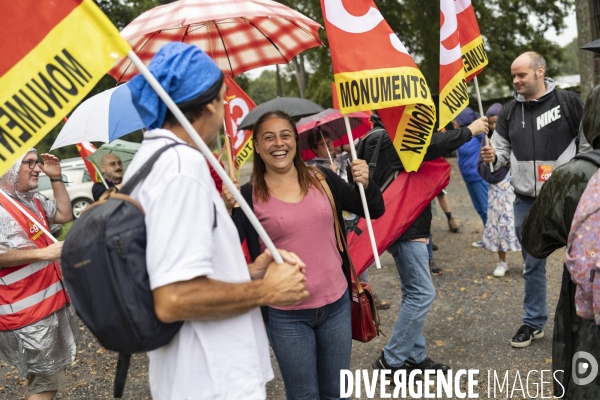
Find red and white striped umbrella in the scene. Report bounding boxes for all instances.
[109,0,323,82]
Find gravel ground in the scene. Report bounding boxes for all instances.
[0,158,562,399]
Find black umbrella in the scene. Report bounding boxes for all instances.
[238,97,324,130]
[582,38,600,54]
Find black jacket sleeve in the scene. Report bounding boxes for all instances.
[568,91,584,128]
[230,183,262,262]
[423,127,472,161]
[319,166,385,219]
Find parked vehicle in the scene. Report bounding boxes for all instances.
[38,167,94,219]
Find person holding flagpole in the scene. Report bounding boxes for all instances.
[224,110,384,400]
[125,43,309,400]
[0,150,78,400]
[372,112,489,376]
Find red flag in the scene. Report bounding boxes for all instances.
[439,0,469,129]
[0,0,130,177]
[75,142,102,183]
[456,0,488,82]
[320,0,436,172]
[224,77,256,169]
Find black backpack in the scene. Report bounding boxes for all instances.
[347,127,403,191]
[61,142,185,398]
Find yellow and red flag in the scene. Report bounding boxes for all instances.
[223,77,256,169]
[75,142,102,183]
[320,0,436,172]
[456,0,488,82]
[439,0,469,130]
[0,0,130,176]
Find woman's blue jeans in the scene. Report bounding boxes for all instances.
[384,240,436,366]
[265,289,352,400]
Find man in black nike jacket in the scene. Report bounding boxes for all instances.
[481,51,590,348]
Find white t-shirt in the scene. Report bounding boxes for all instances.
[124,129,273,400]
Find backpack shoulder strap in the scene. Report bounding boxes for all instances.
[574,149,600,168]
[555,89,578,139]
[504,99,518,122]
[120,142,188,195]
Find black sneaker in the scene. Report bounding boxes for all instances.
[405,357,450,374]
[510,324,544,348]
[372,351,408,374]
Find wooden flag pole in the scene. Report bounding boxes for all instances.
[473,76,494,172]
[128,50,284,264]
[343,115,382,269]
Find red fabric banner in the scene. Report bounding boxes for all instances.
[224,77,256,169]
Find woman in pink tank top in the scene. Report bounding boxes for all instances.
[225,111,384,399]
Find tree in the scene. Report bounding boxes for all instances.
[575,0,595,101]
[560,38,580,76]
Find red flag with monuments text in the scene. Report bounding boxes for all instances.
[456,0,488,82]
[0,0,130,176]
[439,0,469,129]
[75,142,101,183]
[320,0,436,172]
[224,77,256,169]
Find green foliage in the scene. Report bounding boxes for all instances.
[560,38,580,76]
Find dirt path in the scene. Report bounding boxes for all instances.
[0,158,563,399]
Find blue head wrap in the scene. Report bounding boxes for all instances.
[129,42,223,130]
[455,107,479,127]
[485,103,502,118]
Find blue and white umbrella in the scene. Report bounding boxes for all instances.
[51,84,144,150]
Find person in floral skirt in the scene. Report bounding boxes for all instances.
[480,103,521,277]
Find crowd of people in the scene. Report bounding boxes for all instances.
[0,42,598,400]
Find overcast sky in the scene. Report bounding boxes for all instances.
[543,10,577,46]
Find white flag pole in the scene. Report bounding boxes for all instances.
[127,51,284,264]
[319,130,334,164]
[473,76,494,172]
[0,191,57,243]
[343,115,382,269]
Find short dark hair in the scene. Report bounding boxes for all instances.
[308,129,331,151]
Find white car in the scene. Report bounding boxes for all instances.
[38,168,94,219]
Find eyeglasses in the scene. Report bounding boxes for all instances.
[106,161,122,167]
[21,159,40,169]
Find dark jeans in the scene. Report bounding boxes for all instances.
[265,290,352,400]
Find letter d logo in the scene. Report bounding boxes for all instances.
[572,351,598,385]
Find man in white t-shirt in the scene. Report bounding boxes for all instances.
[126,43,308,400]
